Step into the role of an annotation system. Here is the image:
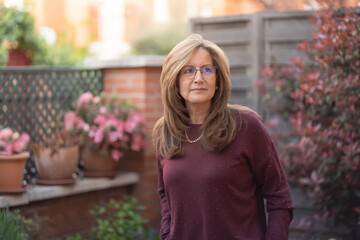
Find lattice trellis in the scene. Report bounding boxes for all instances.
[0,67,103,183]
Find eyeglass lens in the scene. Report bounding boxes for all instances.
[182,66,216,78]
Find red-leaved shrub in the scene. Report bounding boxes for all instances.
[258,5,360,238]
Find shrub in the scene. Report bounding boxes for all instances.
[90,196,160,240]
[0,207,39,240]
[258,5,360,238]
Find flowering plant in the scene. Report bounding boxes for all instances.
[0,126,30,155]
[64,92,145,161]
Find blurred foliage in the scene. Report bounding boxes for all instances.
[90,196,160,240]
[0,4,44,65]
[258,4,360,239]
[33,37,88,67]
[0,206,39,240]
[131,26,187,55]
[0,4,86,66]
[66,196,161,240]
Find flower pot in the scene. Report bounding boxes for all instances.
[0,152,29,192]
[34,146,79,185]
[81,146,119,178]
[6,49,31,66]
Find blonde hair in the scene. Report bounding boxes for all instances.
[153,34,254,159]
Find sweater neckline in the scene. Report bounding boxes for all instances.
[188,123,202,127]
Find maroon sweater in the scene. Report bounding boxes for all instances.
[157,111,294,240]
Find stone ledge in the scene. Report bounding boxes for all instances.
[84,55,166,69]
[0,172,139,208]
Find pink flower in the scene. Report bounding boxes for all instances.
[4,143,13,155]
[64,112,77,129]
[108,131,119,143]
[13,133,30,153]
[0,128,13,140]
[77,92,94,107]
[0,130,30,154]
[93,128,104,144]
[125,112,144,133]
[83,124,90,132]
[105,116,117,127]
[115,120,124,132]
[76,119,86,129]
[99,106,107,114]
[89,129,96,138]
[131,134,144,151]
[111,149,124,161]
[94,115,106,125]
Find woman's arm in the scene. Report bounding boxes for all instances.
[157,156,171,240]
[244,112,294,239]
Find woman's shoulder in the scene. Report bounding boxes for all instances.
[227,105,265,137]
[228,104,261,123]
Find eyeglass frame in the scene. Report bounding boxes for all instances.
[180,65,217,79]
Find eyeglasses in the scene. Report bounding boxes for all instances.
[181,65,216,79]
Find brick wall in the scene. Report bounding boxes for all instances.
[17,186,130,239]
[103,65,163,227]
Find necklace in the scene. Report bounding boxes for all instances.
[185,132,202,143]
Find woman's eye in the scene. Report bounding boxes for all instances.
[202,67,212,73]
[184,68,195,74]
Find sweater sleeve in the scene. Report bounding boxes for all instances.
[243,112,294,240]
[157,155,171,240]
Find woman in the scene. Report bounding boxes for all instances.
[153,34,293,240]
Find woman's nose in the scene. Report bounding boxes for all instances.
[193,70,204,83]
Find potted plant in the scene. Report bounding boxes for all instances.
[0,126,30,193]
[30,122,81,185]
[0,4,46,66]
[65,92,145,178]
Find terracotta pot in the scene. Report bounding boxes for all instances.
[34,146,79,180]
[0,152,29,190]
[6,49,31,66]
[81,146,119,178]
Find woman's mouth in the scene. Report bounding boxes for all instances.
[191,88,207,91]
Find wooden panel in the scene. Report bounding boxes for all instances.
[264,18,313,39]
[195,28,251,44]
[230,67,252,90]
[265,49,307,65]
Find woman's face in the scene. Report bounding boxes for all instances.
[179,48,217,109]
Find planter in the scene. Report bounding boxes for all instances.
[34,146,79,185]
[81,146,119,178]
[0,152,29,193]
[6,49,31,66]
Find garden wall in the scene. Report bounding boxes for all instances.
[0,56,165,239]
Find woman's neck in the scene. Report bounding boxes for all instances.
[187,103,210,124]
